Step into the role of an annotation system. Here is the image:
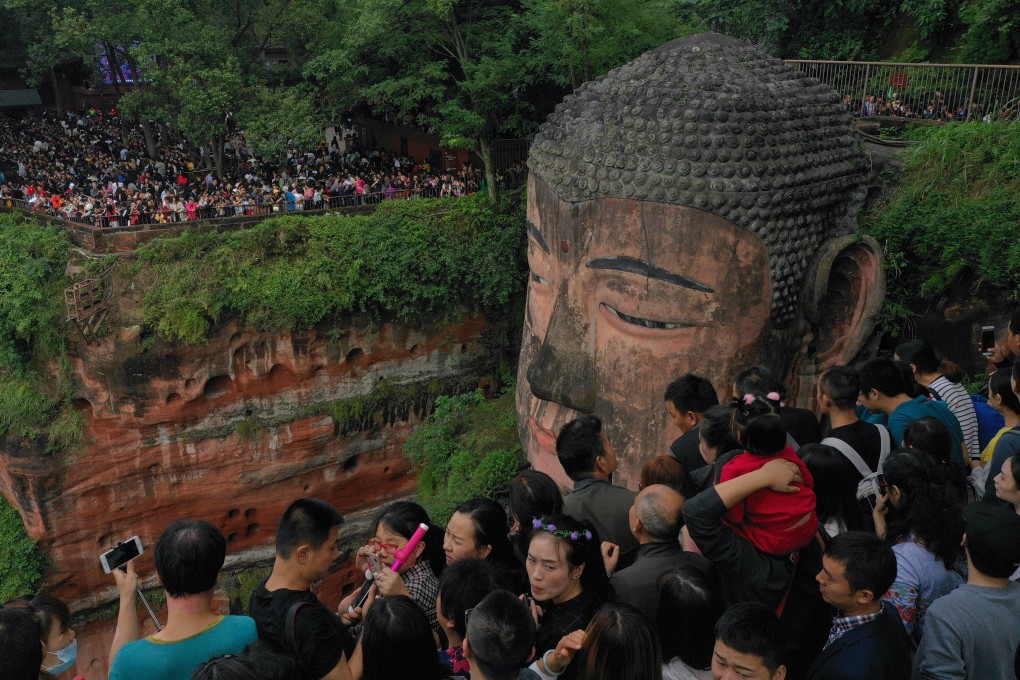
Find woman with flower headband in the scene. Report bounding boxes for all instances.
[719,394,818,556]
[524,514,609,674]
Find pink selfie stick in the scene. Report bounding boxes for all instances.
[391,523,428,571]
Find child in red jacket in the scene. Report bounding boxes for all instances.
[720,394,818,555]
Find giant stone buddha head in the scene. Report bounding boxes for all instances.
[517,33,885,488]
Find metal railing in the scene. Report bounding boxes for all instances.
[784,60,1020,122]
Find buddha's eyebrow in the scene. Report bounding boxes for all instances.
[527,220,550,254]
[587,256,715,293]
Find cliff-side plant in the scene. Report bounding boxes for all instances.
[135,193,527,345]
[0,496,47,602]
[863,122,1020,334]
[0,213,76,445]
[404,386,524,524]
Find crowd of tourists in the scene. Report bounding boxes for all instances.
[3,318,1020,680]
[845,90,993,121]
[0,110,527,228]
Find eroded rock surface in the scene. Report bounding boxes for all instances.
[0,314,490,678]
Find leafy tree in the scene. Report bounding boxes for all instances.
[523,0,704,90]
[238,84,327,162]
[958,0,1020,62]
[308,0,536,204]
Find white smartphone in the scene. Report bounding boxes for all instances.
[100,536,144,573]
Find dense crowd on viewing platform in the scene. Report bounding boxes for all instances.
[0,111,527,228]
[847,89,997,121]
[3,326,1020,680]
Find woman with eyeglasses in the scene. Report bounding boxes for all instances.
[354,501,446,635]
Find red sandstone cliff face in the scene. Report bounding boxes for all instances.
[0,313,491,679]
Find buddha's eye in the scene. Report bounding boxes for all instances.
[531,272,550,285]
[603,303,694,330]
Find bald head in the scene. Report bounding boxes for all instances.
[632,484,684,543]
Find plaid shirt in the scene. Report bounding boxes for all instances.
[824,608,883,649]
[403,560,440,633]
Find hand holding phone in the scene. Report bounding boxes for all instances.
[980,326,996,358]
[100,536,144,574]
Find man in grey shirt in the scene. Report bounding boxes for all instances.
[914,502,1020,679]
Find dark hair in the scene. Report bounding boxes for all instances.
[576,604,663,680]
[275,498,344,557]
[882,450,965,569]
[733,365,785,401]
[361,596,443,680]
[1009,306,1020,336]
[3,594,70,645]
[800,444,867,532]
[154,519,226,597]
[819,366,860,410]
[438,559,496,638]
[372,501,445,578]
[989,368,1020,415]
[857,358,907,398]
[528,514,610,604]
[640,456,690,498]
[240,639,301,680]
[732,396,786,457]
[556,415,606,481]
[509,470,563,530]
[825,531,897,597]
[699,405,740,457]
[1013,357,1020,396]
[903,416,953,465]
[1010,451,1020,494]
[0,608,45,680]
[465,590,536,680]
[657,565,722,670]
[190,655,260,680]
[714,602,786,674]
[895,338,964,383]
[665,374,719,414]
[454,498,515,567]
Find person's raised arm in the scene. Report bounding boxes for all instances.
[713,459,803,509]
[529,630,586,679]
[109,560,140,664]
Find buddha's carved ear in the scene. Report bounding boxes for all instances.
[802,235,885,368]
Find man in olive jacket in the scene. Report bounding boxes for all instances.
[558,415,638,554]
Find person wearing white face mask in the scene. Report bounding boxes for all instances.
[3,594,77,677]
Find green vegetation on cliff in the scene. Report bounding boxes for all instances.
[863,123,1020,331]
[0,212,84,448]
[404,387,524,524]
[136,194,527,345]
[0,495,46,601]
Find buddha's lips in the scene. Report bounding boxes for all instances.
[529,415,558,457]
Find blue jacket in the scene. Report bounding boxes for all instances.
[805,601,912,680]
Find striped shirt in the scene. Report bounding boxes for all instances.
[929,377,979,459]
